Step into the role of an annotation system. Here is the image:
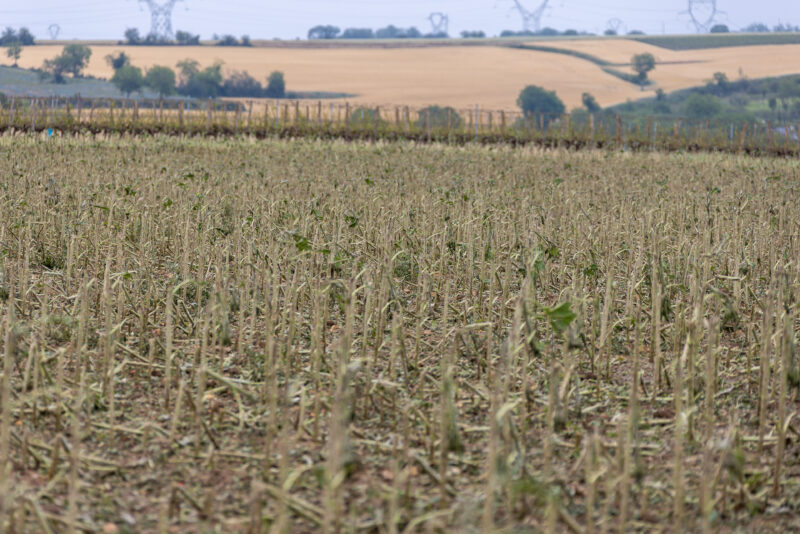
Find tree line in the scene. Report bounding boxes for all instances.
[35,45,286,99]
[122,28,252,47]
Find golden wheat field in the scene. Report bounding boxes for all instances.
[547,39,800,95]
[6,40,800,110]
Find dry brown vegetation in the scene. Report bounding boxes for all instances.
[7,41,800,110]
[1,134,800,532]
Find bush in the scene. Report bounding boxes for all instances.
[217,35,240,46]
[349,107,384,126]
[223,70,262,97]
[710,24,729,33]
[517,85,565,120]
[265,71,286,98]
[582,92,601,112]
[179,63,223,98]
[416,106,463,129]
[105,52,131,71]
[685,93,723,119]
[460,30,485,38]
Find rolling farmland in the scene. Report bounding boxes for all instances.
[5,39,800,110]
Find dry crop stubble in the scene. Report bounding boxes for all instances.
[0,134,798,532]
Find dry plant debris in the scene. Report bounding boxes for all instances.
[0,134,799,532]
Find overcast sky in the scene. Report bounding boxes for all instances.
[0,0,793,41]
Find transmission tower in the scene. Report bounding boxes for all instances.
[137,0,185,40]
[428,12,450,35]
[510,0,550,33]
[681,0,723,33]
[48,24,61,40]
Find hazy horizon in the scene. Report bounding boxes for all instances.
[0,0,794,41]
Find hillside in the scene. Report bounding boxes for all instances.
[4,37,800,110]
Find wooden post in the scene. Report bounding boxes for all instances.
[647,117,653,147]
[767,120,773,150]
[89,99,94,121]
[796,123,800,158]
[178,101,183,129]
[616,115,623,147]
[488,111,493,132]
[31,98,37,131]
[295,101,300,124]
[9,97,16,127]
[234,102,240,134]
[345,102,350,130]
[76,96,81,123]
[426,108,431,142]
[109,99,114,126]
[739,123,747,151]
[673,120,681,146]
[133,99,139,124]
[589,113,595,143]
[374,106,380,139]
[206,99,212,130]
[317,101,322,124]
[500,111,506,131]
[395,107,400,126]
[405,106,410,134]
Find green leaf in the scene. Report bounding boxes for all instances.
[345,214,359,228]
[544,302,576,334]
[292,234,311,252]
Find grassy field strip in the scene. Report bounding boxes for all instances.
[4,96,800,157]
[0,135,800,531]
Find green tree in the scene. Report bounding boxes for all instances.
[581,92,601,112]
[517,85,565,121]
[105,51,130,71]
[5,41,22,67]
[124,28,142,45]
[265,71,286,98]
[631,53,656,89]
[710,24,729,33]
[111,65,144,97]
[61,44,92,77]
[42,44,92,82]
[145,65,176,98]
[180,63,223,98]
[308,25,340,39]
[176,58,200,85]
[415,106,463,129]
[685,93,723,119]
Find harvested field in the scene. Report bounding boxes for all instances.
[545,40,800,94]
[6,45,633,110]
[1,134,800,532]
[7,40,800,110]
